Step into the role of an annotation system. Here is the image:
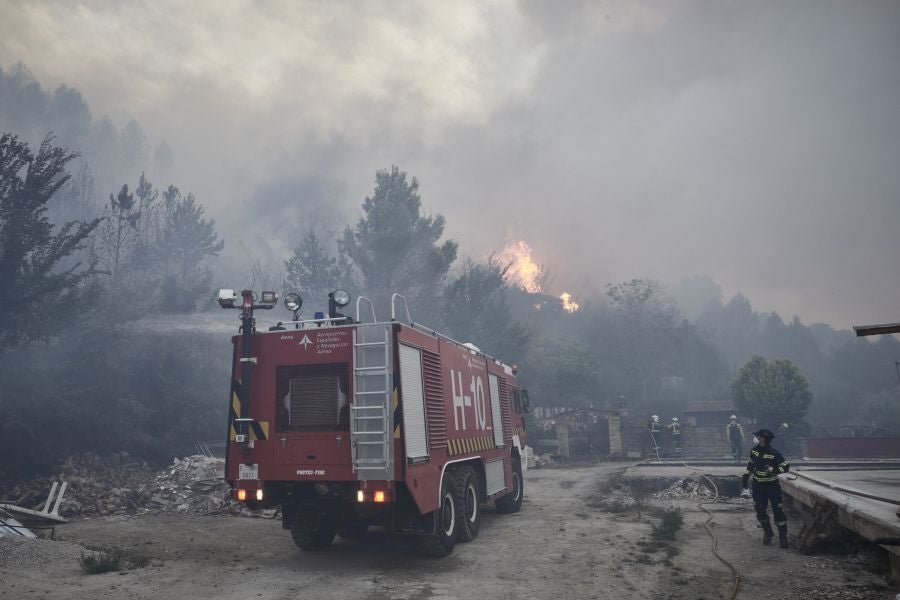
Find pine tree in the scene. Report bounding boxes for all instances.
[340,166,457,321]
[284,229,345,311]
[0,133,100,347]
[157,189,224,312]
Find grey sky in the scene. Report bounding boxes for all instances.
[2,0,898,326]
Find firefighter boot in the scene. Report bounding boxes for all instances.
[777,525,789,549]
[761,520,774,546]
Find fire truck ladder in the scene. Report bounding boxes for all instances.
[351,321,394,481]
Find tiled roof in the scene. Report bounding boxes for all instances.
[683,400,736,413]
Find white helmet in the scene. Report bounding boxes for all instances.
[730,415,737,420]
[652,414,659,421]
[672,417,678,422]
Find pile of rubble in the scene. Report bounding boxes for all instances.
[531,453,558,469]
[653,477,719,501]
[2,452,252,518]
[146,455,236,515]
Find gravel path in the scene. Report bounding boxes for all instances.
[0,465,894,599]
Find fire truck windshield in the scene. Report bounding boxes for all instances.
[275,363,350,432]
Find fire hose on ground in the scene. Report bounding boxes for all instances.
[681,463,742,600]
[648,430,661,461]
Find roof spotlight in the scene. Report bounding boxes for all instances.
[330,289,350,307]
[284,293,303,313]
[217,288,237,308]
[260,291,278,305]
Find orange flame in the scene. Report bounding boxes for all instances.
[498,241,543,293]
[560,292,580,313]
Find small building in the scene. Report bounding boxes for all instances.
[683,400,746,427]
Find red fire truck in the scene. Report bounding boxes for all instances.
[219,289,529,556]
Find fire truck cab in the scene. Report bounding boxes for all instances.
[220,289,529,557]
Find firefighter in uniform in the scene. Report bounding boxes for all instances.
[740,428,790,548]
[726,415,744,460]
[647,415,661,456]
[667,417,682,456]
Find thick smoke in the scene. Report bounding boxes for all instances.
[1,0,898,325]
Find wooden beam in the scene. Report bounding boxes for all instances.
[853,322,900,337]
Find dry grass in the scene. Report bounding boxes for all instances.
[79,546,150,574]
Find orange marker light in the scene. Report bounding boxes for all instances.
[357,490,365,503]
[374,491,385,503]
[237,489,247,501]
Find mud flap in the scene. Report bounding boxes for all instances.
[390,485,434,535]
[281,502,335,531]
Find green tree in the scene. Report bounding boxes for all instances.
[134,172,157,239]
[0,133,100,348]
[605,279,681,407]
[92,183,140,284]
[697,292,763,368]
[340,166,457,321]
[732,356,813,426]
[522,336,602,409]
[285,229,345,309]
[853,388,900,435]
[156,188,224,312]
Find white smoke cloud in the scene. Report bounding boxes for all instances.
[2,0,898,326]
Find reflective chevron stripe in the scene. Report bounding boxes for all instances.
[446,435,495,456]
[229,379,269,441]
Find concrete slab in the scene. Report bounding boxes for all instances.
[782,468,900,580]
[636,458,900,469]
[794,469,900,503]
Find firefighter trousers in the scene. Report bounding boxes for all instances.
[752,480,786,528]
[730,437,742,458]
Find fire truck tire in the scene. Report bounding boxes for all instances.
[455,466,481,542]
[495,456,523,514]
[290,523,337,551]
[337,521,369,540]
[417,472,459,557]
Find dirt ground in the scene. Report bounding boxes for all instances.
[1,465,895,600]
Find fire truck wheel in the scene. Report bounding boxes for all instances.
[290,523,337,551]
[337,521,369,541]
[495,456,524,514]
[417,473,459,557]
[455,466,481,542]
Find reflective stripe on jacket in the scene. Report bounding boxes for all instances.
[745,445,790,483]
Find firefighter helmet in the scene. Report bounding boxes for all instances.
[730,414,737,420]
[753,428,776,440]
[672,417,678,422]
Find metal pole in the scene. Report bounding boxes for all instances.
[239,290,255,424]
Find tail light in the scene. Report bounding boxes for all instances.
[357,489,389,503]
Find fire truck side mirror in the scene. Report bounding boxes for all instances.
[521,390,531,413]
